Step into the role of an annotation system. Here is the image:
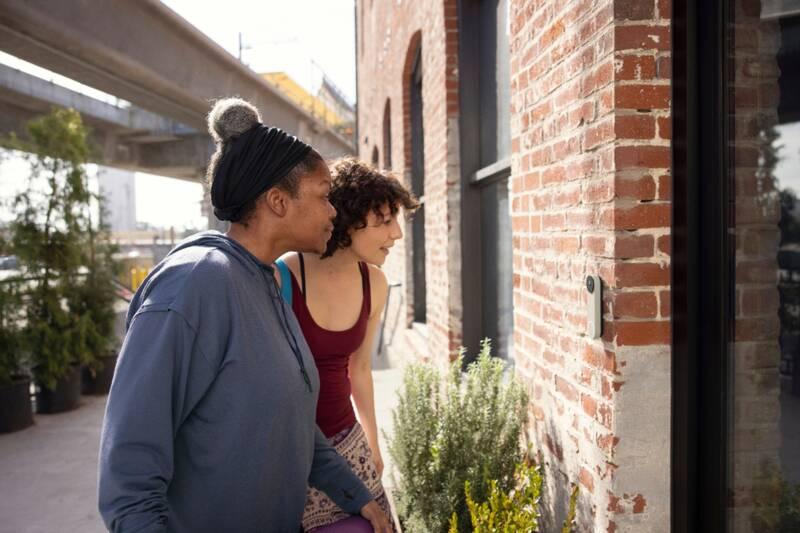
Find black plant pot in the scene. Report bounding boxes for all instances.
[0,376,34,433]
[82,353,118,395]
[36,365,81,414]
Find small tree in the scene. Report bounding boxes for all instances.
[70,185,121,374]
[8,108,93,390]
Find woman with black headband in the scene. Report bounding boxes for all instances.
[98,98,392,533]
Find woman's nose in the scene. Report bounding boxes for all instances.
[390,219,403,239]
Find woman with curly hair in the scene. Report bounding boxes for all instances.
[275,157,418,532]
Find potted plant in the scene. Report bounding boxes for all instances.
[8,108,92,413]
[77,197,122,395]
[0,262,33,432]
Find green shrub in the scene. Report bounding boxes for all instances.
[462,460,542,532]
[388,339,529,533]
[447,461,579,533]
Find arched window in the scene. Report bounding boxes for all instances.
[371,145,379,166]
[383,99,392,169]
[409,44,426,323]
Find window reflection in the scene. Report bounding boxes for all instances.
[730,2,800,530]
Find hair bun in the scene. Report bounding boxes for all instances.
[207,97,262,143]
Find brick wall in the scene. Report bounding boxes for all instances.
[356,0,462,366]
[359,0,678,530]
[509,1,671,530]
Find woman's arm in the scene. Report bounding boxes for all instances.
[349,265,389,476]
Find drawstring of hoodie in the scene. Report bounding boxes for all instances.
[262,267,312,392]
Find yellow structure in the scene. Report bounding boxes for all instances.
[261,72,346,129]
[129,267,150,291]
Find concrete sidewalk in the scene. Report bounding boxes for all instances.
[0,362,404,533]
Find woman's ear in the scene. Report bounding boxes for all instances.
[263,187,289,217]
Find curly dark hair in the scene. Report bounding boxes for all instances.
[322,157,419,258]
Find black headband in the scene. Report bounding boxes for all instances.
[211,124,312,222]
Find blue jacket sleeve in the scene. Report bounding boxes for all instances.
[308,426,374,515]
[98,307,216,533]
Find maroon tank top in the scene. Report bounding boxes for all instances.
[289,257,371,438]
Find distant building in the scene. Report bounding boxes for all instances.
[97,167,137,232]
[262,72,355,140]
[317,75,355,126]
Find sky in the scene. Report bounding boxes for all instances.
[0,1,356,231]
[161,0,357,103]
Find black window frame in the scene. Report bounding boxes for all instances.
[410,45,427,324]
[458,0,513,361]
[672,0,731,531]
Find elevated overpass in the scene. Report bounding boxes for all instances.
[0,0,354,170]
[0,63,208,180]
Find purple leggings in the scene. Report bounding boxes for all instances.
[309,515,373,533]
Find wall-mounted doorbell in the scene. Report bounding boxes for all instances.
[586,275,602,339]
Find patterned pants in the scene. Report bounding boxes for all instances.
[302,423,398,532]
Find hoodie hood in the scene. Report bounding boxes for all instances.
[167,230,273,277]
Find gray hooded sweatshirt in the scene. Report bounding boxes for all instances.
[98,231,372,533]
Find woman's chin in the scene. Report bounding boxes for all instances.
[372,251,389,266]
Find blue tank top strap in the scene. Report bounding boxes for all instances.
[274,258,293,306]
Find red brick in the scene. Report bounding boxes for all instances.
[613,291,658,318]
[582,344,602,367]
[582,394,598,417]
[583,235,609,255]
[542,166,567,185]
[615,1,655,20]
[579,466,595,493]
[615,25,671,51]
[616,54,657,80]
[614,234,655,258]
[598,403,614,429]
[615,321,671,345]
[567,209,595,228]
[554,186,581,208]
[633,494,648,513]
[615,146,671,169]
[657,235,671,255]
[616,114,656,139]
[657,174,671,199]
[615,174,656,200]
[614,204,670,229]
[585,178,614,204]
[660,290,671,317]
[657,116,671,138]
[555,375,579,402]
[554,235,581,253]
[658,0,671,20]
[615,84,671,109]
[615,262,670,287]
[584,119,615,150]
[657,56,672,78]
[597,433,620,452]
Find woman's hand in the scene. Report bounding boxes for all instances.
[360,500,392,533]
